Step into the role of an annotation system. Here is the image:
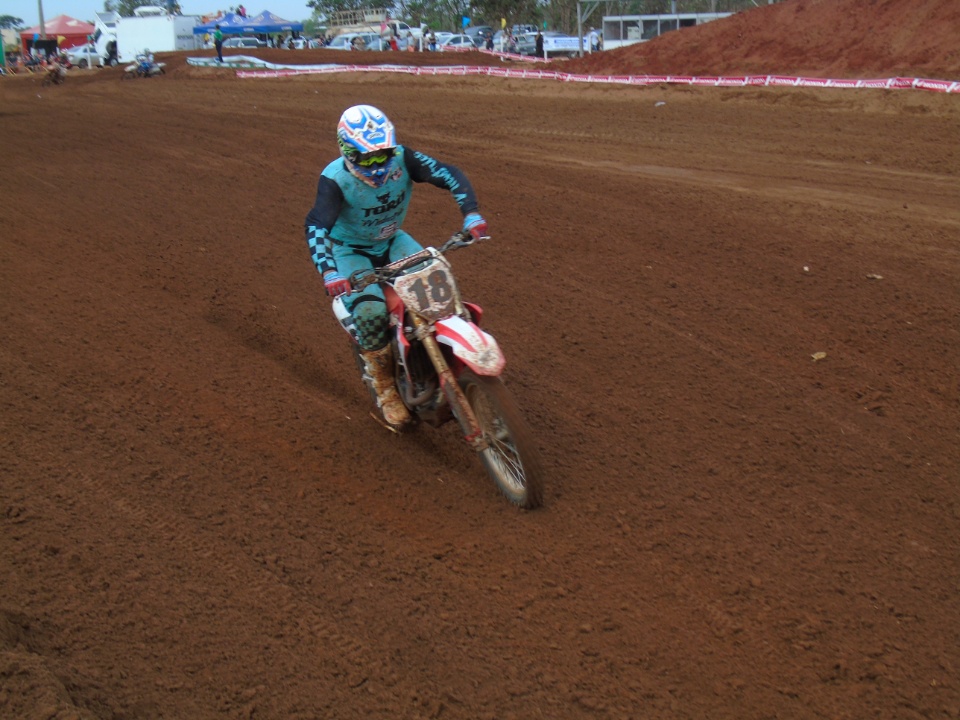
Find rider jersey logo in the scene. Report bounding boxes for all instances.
[363,190,406,218]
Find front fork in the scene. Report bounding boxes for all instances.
[410,314,489,452]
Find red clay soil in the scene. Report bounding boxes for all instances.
[566,0,960,79]
[2,1,959,718]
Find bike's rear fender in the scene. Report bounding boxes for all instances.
[435,315,505,376]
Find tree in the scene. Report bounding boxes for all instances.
[306,0,391,21]
[103,0,161,17]
[0,15,25,29]
[470,0,543,30]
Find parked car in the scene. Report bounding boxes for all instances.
[290,37,322,49]
[325,33,355,50]
[326,32,386,51]
[394,21,422,39]
[222,37,268,48]
[464,25,495,43]
[65,43,103,68]
[516,31,581,57]
[514,32,538,56]
[493,25,538,49]
[492,31,521,52]
[439,34,479,50]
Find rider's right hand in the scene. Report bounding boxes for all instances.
[323,272,351,298]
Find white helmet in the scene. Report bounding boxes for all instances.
[336,105,397,187]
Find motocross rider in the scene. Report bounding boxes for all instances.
[305,104,488,428]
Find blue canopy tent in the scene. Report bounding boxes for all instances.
[192,10,303,35]
[193,12,251,35]
[243,11,303,33]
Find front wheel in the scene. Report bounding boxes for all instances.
[458,370,544,509]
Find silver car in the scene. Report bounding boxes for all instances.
[222,37,268,49]
[65,43,103,68]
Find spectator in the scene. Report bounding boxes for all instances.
[535,30,543,58]
[214,24,223,62]
[428,31,437,52]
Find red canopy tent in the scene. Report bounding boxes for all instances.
[20,15,95,53]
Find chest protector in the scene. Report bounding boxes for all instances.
[322,147,413,247]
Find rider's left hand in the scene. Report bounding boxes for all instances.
[462,212,488,241]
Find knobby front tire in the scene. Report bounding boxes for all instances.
[458,370,544,509]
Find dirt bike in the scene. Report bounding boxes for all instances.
[334,231,545,509]
[40,65,66,87]
[122,54,166,79]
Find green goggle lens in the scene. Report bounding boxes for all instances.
[355,151,391,167]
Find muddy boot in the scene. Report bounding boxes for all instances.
[360,345,412,428]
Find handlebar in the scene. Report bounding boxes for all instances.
[348,231,489,292]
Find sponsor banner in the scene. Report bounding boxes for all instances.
[716,76,749,86]
[828,78,861,88]
[767,75,801,86]
[915,78,956,93]
[890,77,916,89]
[797,77,832,87]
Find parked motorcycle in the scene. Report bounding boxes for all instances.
[334,231,545,509]
[123,52,166,79]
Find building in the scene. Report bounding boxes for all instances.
[600,12,732,50]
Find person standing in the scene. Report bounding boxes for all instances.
[535,30,544,58]
[214,24,224,63]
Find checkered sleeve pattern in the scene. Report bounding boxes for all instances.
[306,225,335,276]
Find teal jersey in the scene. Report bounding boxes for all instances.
[321,147,413,246]
[305,145,480,277]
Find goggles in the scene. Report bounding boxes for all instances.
[352,149,393,167]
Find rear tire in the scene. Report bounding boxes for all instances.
[458,370,544,509]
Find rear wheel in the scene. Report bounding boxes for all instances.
[458,370,544,509]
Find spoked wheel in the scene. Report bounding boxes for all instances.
[458,370,544,509]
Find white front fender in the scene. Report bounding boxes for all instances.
[435,315,505,375]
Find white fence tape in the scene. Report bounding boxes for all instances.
[186,56,959,93]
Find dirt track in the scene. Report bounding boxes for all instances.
[2,45,960,720]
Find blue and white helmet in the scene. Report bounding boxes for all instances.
[337,105,397,187]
